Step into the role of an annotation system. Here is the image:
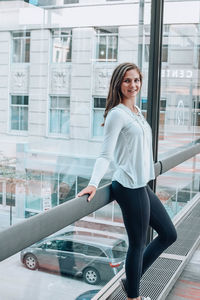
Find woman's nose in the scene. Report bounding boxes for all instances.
[130,80,135,87]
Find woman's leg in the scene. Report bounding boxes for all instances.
[141,185,177,275]
[112,181,150,298]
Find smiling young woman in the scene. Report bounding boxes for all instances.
[78,62,177,300]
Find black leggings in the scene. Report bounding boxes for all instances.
[111,181,177,298]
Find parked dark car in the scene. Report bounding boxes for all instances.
[20,231,127,285]
[75,289,100,300]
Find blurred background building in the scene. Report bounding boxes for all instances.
[0,0,199,228]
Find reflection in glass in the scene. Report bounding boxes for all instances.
[20,227,127,285]
[3,1,200,299]
[158,10,200,158]
[157,156,200,218]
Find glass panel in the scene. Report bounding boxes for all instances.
[57,97,70,108]
[158,1,200,158]
[13,39,22,63]
[0,1,175,299]
[50,109,60,133]
[52,35,72,63]
[60,110,70,134]
[108,35,118,61]
[11,106,20,130]
[156,156,200,219]
[98,36,107,60]
[12,33,30,63]
[49,97,70,135]
[11,96,28,105]
[50,97,58,108]
[93,110,104,137]
[20,107,28,131]
[94,97,106,108]
[25,38,30,63]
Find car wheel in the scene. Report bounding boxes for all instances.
[24,254,38,270]
[83,267,100,285]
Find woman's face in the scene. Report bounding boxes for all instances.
[120,69,141,101]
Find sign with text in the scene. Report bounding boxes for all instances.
[41,184,52,211]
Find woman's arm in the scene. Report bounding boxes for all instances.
[77,109,124,201]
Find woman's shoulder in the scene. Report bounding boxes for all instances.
[105,105,126,127]
[109,104,127,116]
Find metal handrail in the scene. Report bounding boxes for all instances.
[0,141,199,262]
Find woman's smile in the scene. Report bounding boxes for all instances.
[121,69,141,100]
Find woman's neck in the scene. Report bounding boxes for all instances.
[121,98,137,113]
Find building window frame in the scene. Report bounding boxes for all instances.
[12,31,30,63]
[52,29,72,63]
[96,28,118,62]
[48,95,70,137]
[10,95,29,132]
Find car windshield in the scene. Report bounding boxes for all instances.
[112,240,127,258]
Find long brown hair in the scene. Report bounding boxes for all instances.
[102,62,143,126]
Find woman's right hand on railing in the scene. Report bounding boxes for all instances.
[77,185,97,202]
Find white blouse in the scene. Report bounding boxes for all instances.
[89,103,155,189]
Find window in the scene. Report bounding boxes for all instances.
[93,97,106,137]
[112,241,127,258]
[12,32,30,63]
[73,242,87,255]
[45,240,60,250]
[49,96,70,135]
[87,245,106,257]
[52,29,72,63]
[11,96,29,131]
[96,28,118,62]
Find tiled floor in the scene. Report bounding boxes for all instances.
[166,244,200,300]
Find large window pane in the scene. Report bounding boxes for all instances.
[158,2,200,159]
[4,1,200,300]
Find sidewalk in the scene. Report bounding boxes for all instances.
[166,244,200,300]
